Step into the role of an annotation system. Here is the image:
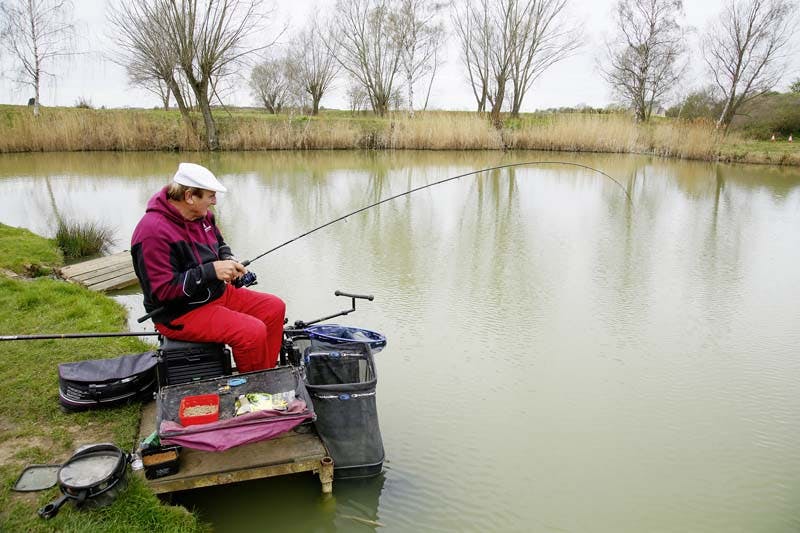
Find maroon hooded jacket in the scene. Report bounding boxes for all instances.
[131,187,234,324]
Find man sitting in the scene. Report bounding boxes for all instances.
[131,162,285,372]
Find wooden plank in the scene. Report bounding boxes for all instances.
[88,272,139,292]
[59,251,131,278]
[72,263,135,283]
[137,401,330,495]
[58,250,138,292]
[76,265,136,286]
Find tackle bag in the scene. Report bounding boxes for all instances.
[58,352,158,412]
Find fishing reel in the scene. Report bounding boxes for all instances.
[233,271,257,288]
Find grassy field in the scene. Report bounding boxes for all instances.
[0,223,204,532]
[1,104,798,165]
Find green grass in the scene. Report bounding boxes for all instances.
[719,138,800,165]
[0,223,62,275]
[0,226,204,532]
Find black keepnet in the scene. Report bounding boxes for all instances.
[304,340,384,479]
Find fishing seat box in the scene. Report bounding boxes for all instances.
[156,338,232,387]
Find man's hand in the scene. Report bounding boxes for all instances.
[213,259,246,283]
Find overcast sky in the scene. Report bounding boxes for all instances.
[0,0,797,111]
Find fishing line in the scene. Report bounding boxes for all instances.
[241,160,631,267]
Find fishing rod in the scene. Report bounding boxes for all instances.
[0,332,159,341]
[239,160,632,268]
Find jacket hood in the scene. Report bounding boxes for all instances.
[146,186,187,224]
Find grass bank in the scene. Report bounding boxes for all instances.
[0,223,203,532]
[1,105,798,166]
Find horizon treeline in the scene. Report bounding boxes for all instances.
[1,0,797,150]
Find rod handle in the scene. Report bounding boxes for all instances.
[137,307,163,323]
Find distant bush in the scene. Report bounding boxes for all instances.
[74,97,93,109]
[666,87,723,121]
[55,219,115,259]
[731,92,800,139]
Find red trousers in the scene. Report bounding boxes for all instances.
[156,285,286,372]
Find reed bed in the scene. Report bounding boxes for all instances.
[506,113,640,153]
[221,115,364,150]
[0,104,796,166]
[645,119,721,160]
[382,111,504,150]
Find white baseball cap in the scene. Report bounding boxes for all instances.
[173,162,227,193]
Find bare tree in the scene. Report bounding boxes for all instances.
[161,0,270,150]
[288,17,340,115]
[453,0,577,123]
[601,0,686,122]
[452,0,491,112]
[129,67,172,110]
[250,56,292,113]
[329,0,402,117]
[389,0,445,116]
[508,0,581,117]
[109,1,194,128]
[0,0,75,116]
[703,0,798,131]
[346,79,370,113]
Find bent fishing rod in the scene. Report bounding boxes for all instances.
[240,160,632,268]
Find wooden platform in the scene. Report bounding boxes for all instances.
[137,401,333,495]
[58,251,138,292]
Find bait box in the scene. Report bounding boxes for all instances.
[142,446,181,480]
[179,394,220,426]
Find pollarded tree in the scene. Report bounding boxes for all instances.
[453,0,580,124]
[508,0,581,117]
[162,0,271,150]
[329,0,403,117]
[389,0,445,116]
[250,56,292,113]
[601,0,686,122]
[287,17,340,115]
[703,0,798,131]
[0,0,76,116]
[452,0,492,112]
[109,1,195,130]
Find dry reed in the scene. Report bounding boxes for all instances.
[2,105,796,166]
[382,111,504,150]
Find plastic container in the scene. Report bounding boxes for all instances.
[142,446,181,480]
[179,394,220,426]
[304,325,387,353]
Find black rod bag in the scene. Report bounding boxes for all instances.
[58,352,157,412]
[304,340,384,479]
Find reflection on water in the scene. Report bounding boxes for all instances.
[2,151,800,532]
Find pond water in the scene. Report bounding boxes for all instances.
[1,150,799,532]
